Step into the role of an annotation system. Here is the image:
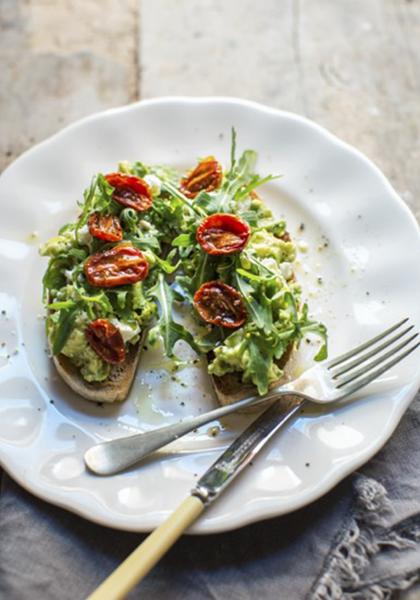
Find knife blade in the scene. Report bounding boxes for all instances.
[191,395,305,505]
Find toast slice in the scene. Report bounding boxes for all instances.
[209,343,294,412]
[50,331,145,403]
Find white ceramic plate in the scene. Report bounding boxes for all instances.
[0,97,419,534]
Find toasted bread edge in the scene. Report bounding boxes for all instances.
[51,330,146,403]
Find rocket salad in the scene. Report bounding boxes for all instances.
[40,130,327,397]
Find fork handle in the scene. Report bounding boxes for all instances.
[84,387,298,476]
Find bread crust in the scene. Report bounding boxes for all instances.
[50,331,145,403]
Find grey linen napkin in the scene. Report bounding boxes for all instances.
[0,392,419,600]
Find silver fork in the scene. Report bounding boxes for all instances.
[85,318,419,476]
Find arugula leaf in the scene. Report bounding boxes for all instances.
[58,223,74,235]
[234,273,271,332]
[152,253,180,275]
[161,180,206,218]
[235,210,259,227]
[42,258,66,298]
[67,247,88,261]
[51,307,78,355]
[116,291,128,310]
[128,233,161,252]
[230,126,237,172]
[75,288,114,315]
[235,173,281,201]
[193,191,226,214]
[298,303,328,361]
[172,233,194,248]
[248,335,270,395]
[48,300,77,311]
[75,176,97,237]
[201,148,269,214]
[148,273,200,357]
[177,252,216,301]
[194,326,225,353]
[236,267,272,284]
[120,208,139,232]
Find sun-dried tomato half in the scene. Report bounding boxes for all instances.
[105,173,152,212]
[196,213,250,255]
[193,281,247,328]
[85,318,125,365]
[88,212,123,242]
[84,242,149,288]
[180,156,222,199]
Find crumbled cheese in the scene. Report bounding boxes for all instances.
[144,174,162,196]
[76,224,92,247]
[64,267,75,282]
[111,319,140,343]
[279,262,294,280]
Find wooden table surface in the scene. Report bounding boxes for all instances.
[1,0,419,222]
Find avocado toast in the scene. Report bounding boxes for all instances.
[40,168,182,402]
[40,132,327,406]
[167,132,328,403]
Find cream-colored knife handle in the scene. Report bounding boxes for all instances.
[86,495,204,600]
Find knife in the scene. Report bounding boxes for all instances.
[86,395,304,600]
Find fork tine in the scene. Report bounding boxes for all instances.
[327,318,409,369]
[335,333,418,388]
[336,340,420,398]
[331,325,415,379]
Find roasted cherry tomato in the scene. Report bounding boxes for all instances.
[196,213,250,255]
[193,281,246,328]
[180,156,222,199]
[105,173,152,212]
[85,318,125,364]
[88,212,123,242]
[84,242,149,288]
